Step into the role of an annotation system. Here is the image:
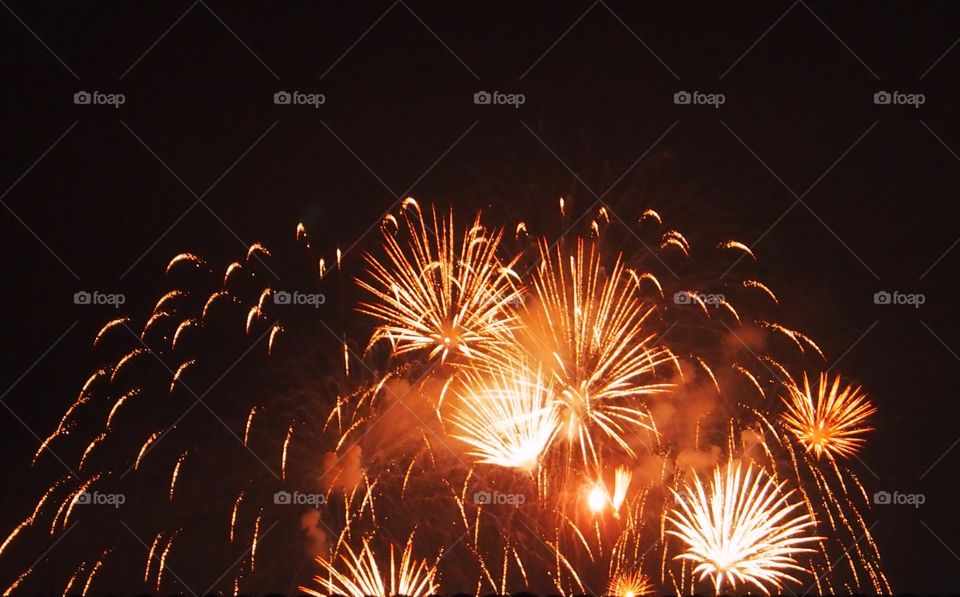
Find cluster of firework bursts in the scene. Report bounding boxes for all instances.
[2,197,889,596]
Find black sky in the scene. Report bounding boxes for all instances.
[1,1,959,593]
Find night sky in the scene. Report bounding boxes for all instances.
[1,2,959,594]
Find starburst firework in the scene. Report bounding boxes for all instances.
[780,373,876,460]
[357,199,521,365]
[666,460,820,594]
[523,238,674,466]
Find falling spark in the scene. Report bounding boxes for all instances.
[156,532,177,590]
[110,348,147,383]
[145,532,163,582]
[134,431,162,471]
[639,209,662,225]
[719,240,756,260]
[170,359,196,394]
[202,291,232,320]
[268,323,283,355]
[281,425,293,481]
[244,407,257,446]
[251,511,263,571]
[169,452,187,501]
[247,242,272,260]
[230,493,244,542]
[246,306,261,334]
[224,261,244,285]
[154,290,186,314]
[165,253,206,275]
[171,318,197,350]
[81,551,108,595]
[1,479,65,556]
[93,317,129,347]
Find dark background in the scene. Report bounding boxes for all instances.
[1,1,958,593]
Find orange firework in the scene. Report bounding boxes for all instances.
[666,460,820,595]
[357,199,521,365]
[301,532,440,597]
[522,238,674,466]
[5,201,891,596]
[446,364,559,471]
[780,373,876,460]
[606,569,654,597]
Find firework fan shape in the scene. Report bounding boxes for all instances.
[0,197,890,596]
[666,460,819,595]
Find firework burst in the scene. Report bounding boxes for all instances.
[446,364,559,471]
[301,532,440,597]
[357,199,521,366]
[2,199,890,596]
[522,238,675,467]
[780,372,876,460]
[666,460,820,594]
[606,568,654,597]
